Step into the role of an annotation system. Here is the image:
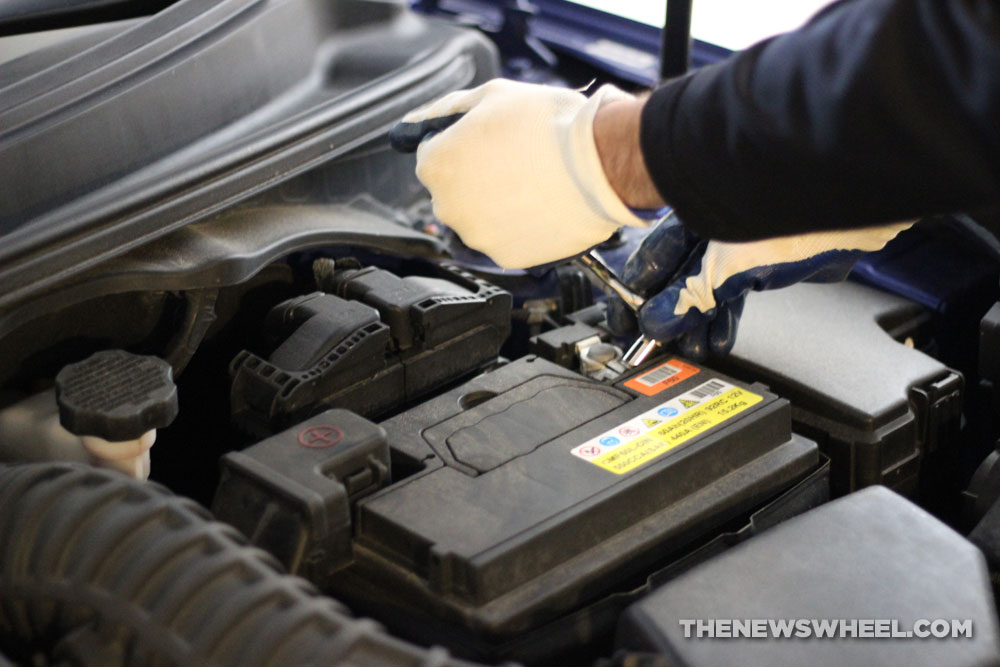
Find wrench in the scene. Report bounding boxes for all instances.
[574,250,660,367]
[390,113,661,367]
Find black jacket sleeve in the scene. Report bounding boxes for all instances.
[639,0,1000,241]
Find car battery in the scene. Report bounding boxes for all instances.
[329,355,820,660]
[721,281,963,498]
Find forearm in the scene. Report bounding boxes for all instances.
[625,0,1000,241]
[593,93,665,210]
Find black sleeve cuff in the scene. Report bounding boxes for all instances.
[639,69,754,242]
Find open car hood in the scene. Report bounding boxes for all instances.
[0,0,496,309]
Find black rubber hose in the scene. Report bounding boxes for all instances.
[0,463,481,667]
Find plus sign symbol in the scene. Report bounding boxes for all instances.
[297,424,343,449]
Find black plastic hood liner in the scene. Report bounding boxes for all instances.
[0,0,176,36]
[0,0,497,308]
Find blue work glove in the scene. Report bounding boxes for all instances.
[608,211,912,360]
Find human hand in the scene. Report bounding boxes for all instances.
[608,211,912,359]
[390,79,650,269]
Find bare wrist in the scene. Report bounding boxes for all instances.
[593,94,667,210]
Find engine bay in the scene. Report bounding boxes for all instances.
[3,1,1000,665]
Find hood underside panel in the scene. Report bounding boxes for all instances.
[0,0,497,309]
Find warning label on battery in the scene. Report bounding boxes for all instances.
[571,379,762,474]
[624,358,700,396]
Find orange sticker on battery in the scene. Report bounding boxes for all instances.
[624,358,700,396]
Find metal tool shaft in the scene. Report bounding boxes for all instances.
[575,252,645,311]
[574,250,659,368]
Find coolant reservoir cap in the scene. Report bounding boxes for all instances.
[55,350,178,441]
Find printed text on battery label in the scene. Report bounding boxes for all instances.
[591,387,762,474]
[570,379,758,465]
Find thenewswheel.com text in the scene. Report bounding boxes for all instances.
[679,619,973,639]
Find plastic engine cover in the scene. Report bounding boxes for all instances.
[230,264,511,434]
[617,486,1000,666]
[723,281,963,496]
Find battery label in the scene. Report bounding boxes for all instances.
[624,358,700,396]
[571,379,763,474]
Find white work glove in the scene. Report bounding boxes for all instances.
[390,79,649,269]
